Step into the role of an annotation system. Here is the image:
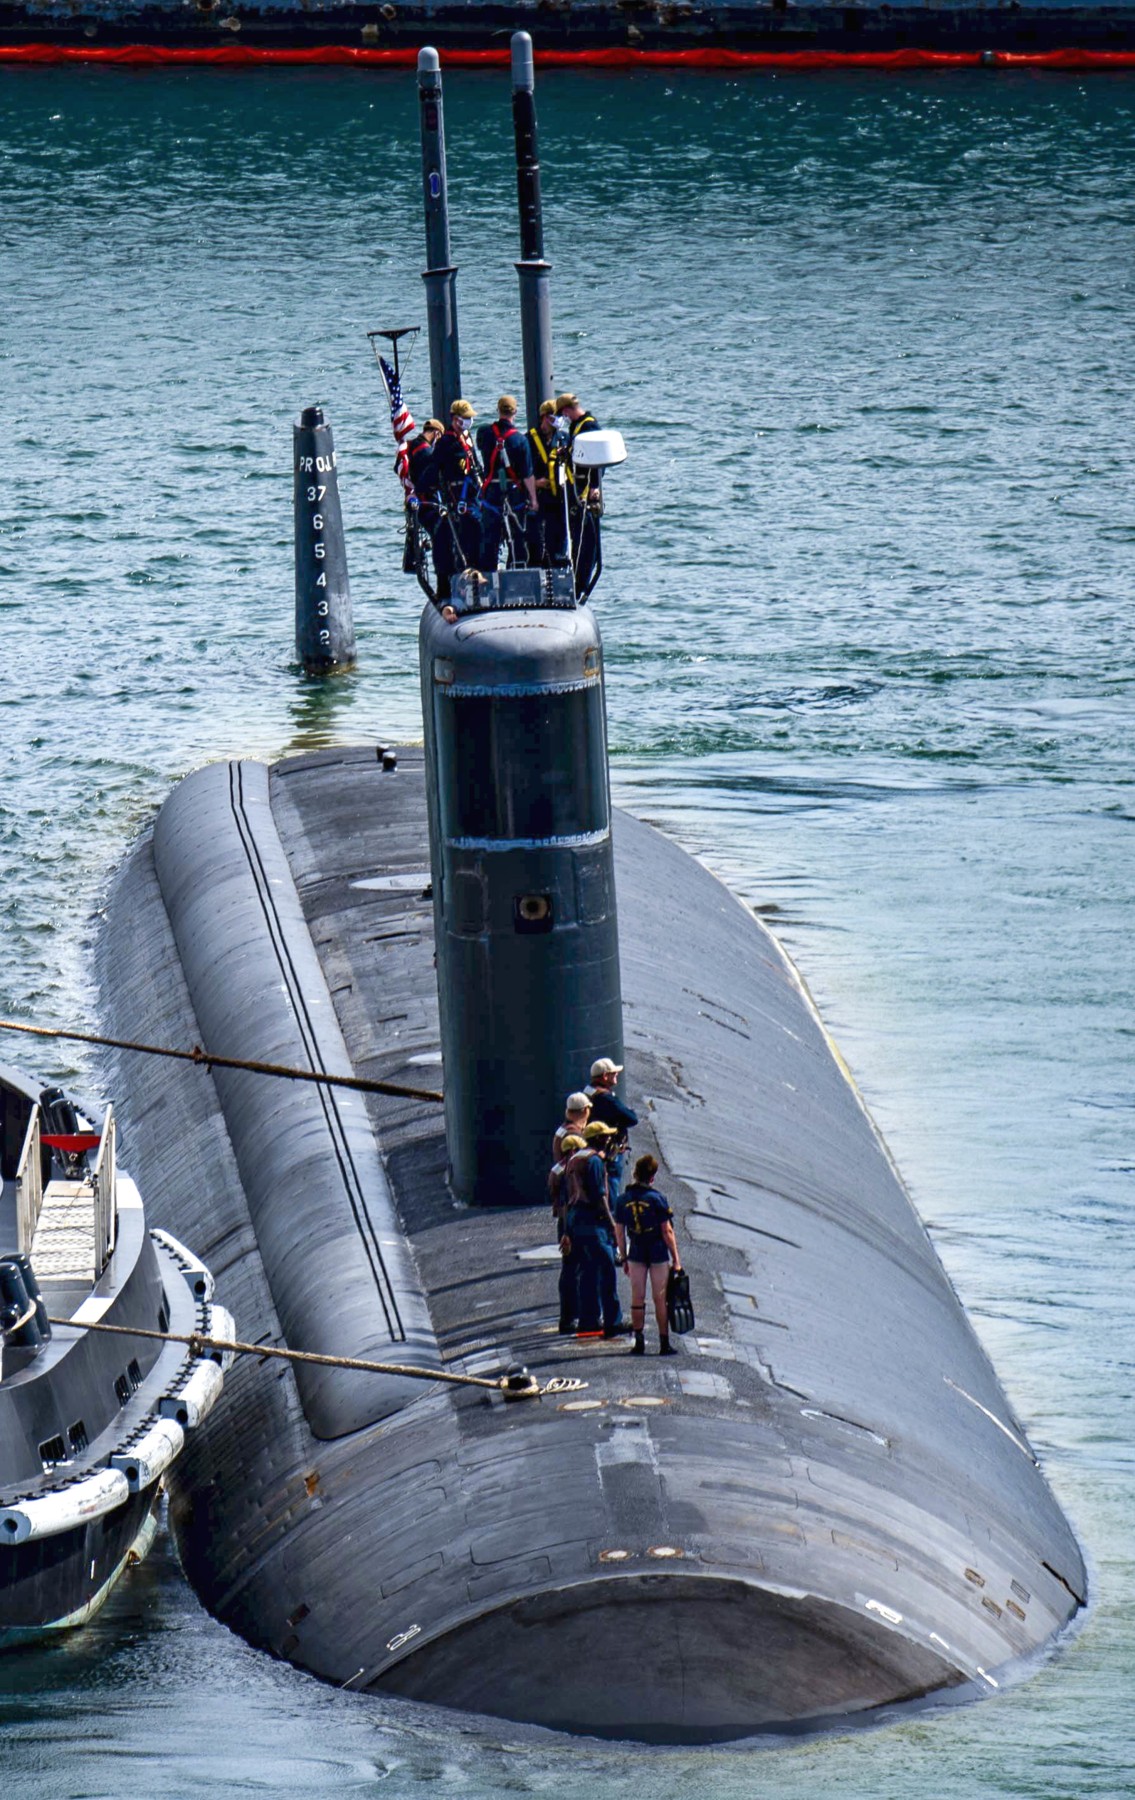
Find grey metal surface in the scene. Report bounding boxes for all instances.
[150,757,439,1438]
[95,743,1085,1740]
[419,599,622,1205]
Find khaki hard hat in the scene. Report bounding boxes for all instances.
[555,392,579,411]
[584,1121,618,1143]
[539,399,557,418]
[497,394,519,416]
[589,1057,623,1081]
[450,399,476,419]
[423,418,444,434]
[560,1133,586,1157]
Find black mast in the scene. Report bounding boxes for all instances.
[511,31,554,429]
[418,46,462,421]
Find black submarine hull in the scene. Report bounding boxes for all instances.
[95,738,1084,1742]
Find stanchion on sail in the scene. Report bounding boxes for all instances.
[0,1062,231,1644]
[370,328,440,602]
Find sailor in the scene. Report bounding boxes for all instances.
[584,1055,638,1211]
[527,399,569,568]
[550,1094,593,1335]
[556,391,603,595]
[431,399,483,600]
[552,1090,591,1163]
[549,1130,586,1334]
[406,417,444,538]
[615,1153,682,1357]
[564,1122,625,1339]
[407,418,443,496]
[476,395,537,571]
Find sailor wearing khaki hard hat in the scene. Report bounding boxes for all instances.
[556,392,605,595]
[527,399,569,567]
[476,394,537,572]
[584,1055,637,1210]
[431,399,482,604]
[552,1090,592,1164]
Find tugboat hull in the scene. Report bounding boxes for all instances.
[0,1487,158,1645]
[1,1064,230,1644]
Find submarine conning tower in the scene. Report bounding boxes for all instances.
[420,573,623,1206]
[413,35,624,1207]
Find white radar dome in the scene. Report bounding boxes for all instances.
[570,428,627,470]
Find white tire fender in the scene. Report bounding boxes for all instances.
[159,1357,224,1429]
[110,1417,186,1492]
[0,1468,130,1546]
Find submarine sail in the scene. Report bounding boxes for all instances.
[93,42,1084,1742]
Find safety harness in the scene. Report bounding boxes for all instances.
[481,419,525,495]
[440,426,480,512]
[566,412,600,497]
[529,424,560,491]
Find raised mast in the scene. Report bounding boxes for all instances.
[510,31,554,428]
[417,46,462,421]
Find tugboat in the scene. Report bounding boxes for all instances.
[93,42,1085,1742]
[0,1062,231,1645]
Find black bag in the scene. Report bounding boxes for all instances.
[666,1268,695,1336]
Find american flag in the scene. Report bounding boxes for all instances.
[377,355,418,501]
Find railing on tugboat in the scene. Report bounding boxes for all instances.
[16,1101,118,1277]
[92,1107,117,1275]
[15,1104,43,1258]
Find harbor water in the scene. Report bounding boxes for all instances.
[0,64,1132,1797]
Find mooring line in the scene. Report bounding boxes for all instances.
[0,1017,444,1105]
[44,1315,587,1403]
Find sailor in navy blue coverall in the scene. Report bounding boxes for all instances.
[431,400,482,599]
[476,396,538,571]
[585,1055,638,1212]
[564,1125,626,1337]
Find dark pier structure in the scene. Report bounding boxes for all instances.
[3,8,1135,63]
[94,44,1084,1741]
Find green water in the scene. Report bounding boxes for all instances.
[0,65,1132,1796]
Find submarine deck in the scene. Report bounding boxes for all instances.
[272,746,777,1406]
[95,742,1086,1740]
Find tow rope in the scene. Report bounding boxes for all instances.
[0,1017,444,1105]
[45,1315,586,1403]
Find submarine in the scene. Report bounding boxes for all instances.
[93,40,1085,1743]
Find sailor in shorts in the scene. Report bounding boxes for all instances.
[615,1152,681,1358]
